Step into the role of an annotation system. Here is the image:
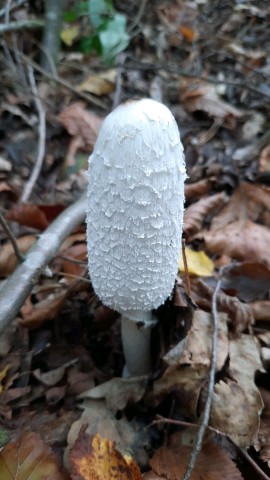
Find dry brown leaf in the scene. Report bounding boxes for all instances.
[59,102,103,165]
[0,235,36,277]
[164,309,228,371]
[210,335,264,447]
[153,364,207,417]
[180,80,243,128]
[148,436,243,480]
[255,388,270,466]
[0,431,68,480]
[251,300,270,321]
[211,182,270,229]
[19,288,69,329]
[259,145,270,173]
[184,191,228,239]
[153,310,228,416]
[69,430,142,480]
[6,204,66,230]
[184,179,213,202]
[33,359,77,386]
[79,377,147,411]
[221,261,270,302]
[203,220,270,267]
[193,278,254,335]
[77,70,116,96]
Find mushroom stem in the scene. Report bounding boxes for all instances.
[121,311,156,377]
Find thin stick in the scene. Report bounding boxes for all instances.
[112,53,126,110]
[0,192,87,336]
[127,0,148,33]
[0,0,27,18]
[181,239,191,297]
[240,448,270,480]
[20,53,107,110]
[20,66,46,203]
[0,211,25,263]
[182,273,221,480]
[0,19,44,34]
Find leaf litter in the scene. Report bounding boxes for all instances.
[1,0,270,479]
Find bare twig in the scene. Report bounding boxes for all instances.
[182,272,221,480]
[122,61,270,101]
[127,0,148,33]
[20,53,107,110]
[20,66,46,202]
[112,53,126,110]
[240,448,270,480]
[0,19,44,34]
[0,210,25,263]
[0,192,87,336]
[0,0,27,19]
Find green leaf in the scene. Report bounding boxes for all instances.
[88,0,114,29]
[98,13,129,62]
[63,10,78,23]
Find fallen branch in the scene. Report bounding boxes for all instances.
[0,19,44,34]
[0,191,87,336]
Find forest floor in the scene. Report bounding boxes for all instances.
[0,1,270,479]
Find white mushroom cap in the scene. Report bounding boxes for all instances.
[86,98,186,313]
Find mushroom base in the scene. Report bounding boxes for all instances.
[121,311,156,377]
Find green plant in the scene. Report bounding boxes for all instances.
[64,0,129,63]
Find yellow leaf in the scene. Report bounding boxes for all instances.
[0,365,10,393]
[60,25,80,46]
[69,431,142,480]
[179,247,214,277]
[77,70,116,96]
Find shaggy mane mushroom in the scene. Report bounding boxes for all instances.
[86,98,186,376]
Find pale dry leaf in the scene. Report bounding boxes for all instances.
[78,377,147,411]
[77,70,116,96]
[164,309,229,372]
[33,358,78,386]
[65,399,148,470]
[210,334,264,447]
[254,388,270,466]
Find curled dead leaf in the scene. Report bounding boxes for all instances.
[184,192,228,240]
[193,279,254,336]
